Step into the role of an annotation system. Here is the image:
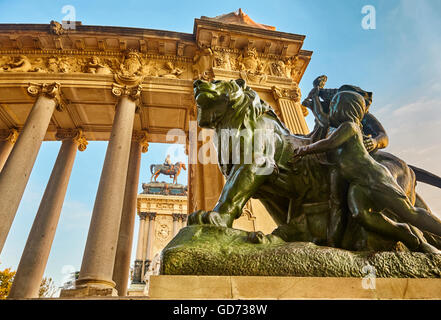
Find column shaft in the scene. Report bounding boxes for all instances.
[145,214,156,261]
[0,94,56,253]
[135,216,146,260]
[133,214,146,284]
[140,217,150,279]
[113,141,142,296]
[0,140,14,172]
[8,138,78,298]
[76,95,137,291]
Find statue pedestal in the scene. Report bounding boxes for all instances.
[156,226,441,299]
[161,225,441,278]
[148,275,441,299]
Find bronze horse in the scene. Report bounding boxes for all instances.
[150,162,187,184]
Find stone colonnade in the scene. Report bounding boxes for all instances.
[0,82,150,298]
[0,80,307,299]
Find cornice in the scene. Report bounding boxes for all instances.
[194,18,306,42]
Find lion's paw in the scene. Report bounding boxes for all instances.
[187,210,231,227]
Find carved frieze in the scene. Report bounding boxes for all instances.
[0,51,190,82]
[192,42,214,80]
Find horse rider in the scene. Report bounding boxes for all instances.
[164,154,173,171]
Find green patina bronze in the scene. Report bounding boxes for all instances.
[161,225,441,277]
[161,78,441,277]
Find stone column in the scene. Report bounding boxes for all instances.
[181,214,188,229]
[139,215,150,281]
[62,84,141,297]
[135,213,147,261]
[0,129,18,171]
[8,130,87,299]
[271,85,309,134]
[144,212,156,273]
[187,119,224,213]
[113,132,149,296]
[0,83,64,254]
[172,213,180,236]
[133,212,147,284]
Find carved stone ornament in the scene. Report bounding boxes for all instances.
[74,129,88,151]
[156,223,171,241]
[55,129,88,151]
[213,50,233,71]
[0,128,19,144]
[49,20,64,35]
[0,55,41,72]
[237,47,268,84]
[27,82,67,111]
[133,130,149,153]
[114,50,144,86]
[111,83,142,102]
[85,56,113,75]
[192,42,214,80]
[271,85,301,103]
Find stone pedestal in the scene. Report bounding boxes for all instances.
[148,275,441,299]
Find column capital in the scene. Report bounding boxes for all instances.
[138,212,147,220]
[132,131,149,153]
[55,129,88,151]
[180,214,188,222]
[27,82,67,111]
[111,83,142,102]
[0,128,19,144]
[146,212,156,221]
[172,213,180,221]
[271,85,301,103]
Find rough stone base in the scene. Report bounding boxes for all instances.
[161,226,441,278]
[59,286,117,298]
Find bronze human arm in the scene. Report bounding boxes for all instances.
[362,113,389,152]
[310,89,331,128]
[293,121,357,158]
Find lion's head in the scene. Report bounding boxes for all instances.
[193,79,284,131]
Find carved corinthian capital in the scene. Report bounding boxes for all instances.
[55,129,88,151]
[271,85,301,103]
[111,83,142,102]
[27,82,67,111]
[133,130,149,153]
[0,128,19,144]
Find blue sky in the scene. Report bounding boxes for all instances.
[1,0,440,293]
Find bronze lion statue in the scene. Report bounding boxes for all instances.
[188,78,441,253]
